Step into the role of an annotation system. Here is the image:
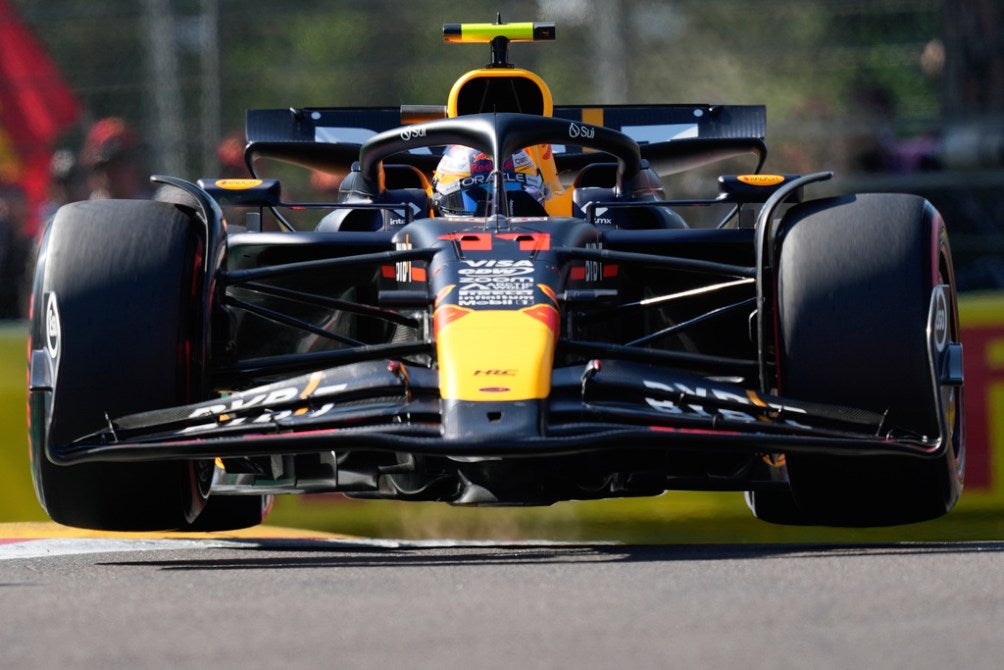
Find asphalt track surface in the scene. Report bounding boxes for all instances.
[1,524,1003,669]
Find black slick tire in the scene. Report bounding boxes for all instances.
[772,193,964,526]
[29,199,211,530]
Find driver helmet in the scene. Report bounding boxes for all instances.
[431,145,547,217]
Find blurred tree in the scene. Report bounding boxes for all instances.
[6,0,950,177]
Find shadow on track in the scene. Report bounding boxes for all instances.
[100,539,1004,571]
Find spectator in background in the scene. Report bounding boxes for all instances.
[0,182,30,318]
[81,117,150,200]
[36,148,88,226]
[217,130,249,179]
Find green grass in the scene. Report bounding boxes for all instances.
[0,323,47,522]
[3,321,1002,542]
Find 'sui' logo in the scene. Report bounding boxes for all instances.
[568,123,596,140]
[400,127,427,141]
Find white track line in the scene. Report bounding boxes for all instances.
[0,538,243,560]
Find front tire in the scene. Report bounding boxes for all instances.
[29,199,212,530]
[772,193,963,526]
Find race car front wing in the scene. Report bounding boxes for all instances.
[42,354,949,467]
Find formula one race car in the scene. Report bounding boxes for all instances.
[28,20,964,531]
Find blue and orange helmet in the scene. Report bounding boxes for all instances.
[431,145,548,217]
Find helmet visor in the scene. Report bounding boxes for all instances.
[437,179,530,217]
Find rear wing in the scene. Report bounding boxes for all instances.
[556,105,766,175]
[244,104,767,177]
